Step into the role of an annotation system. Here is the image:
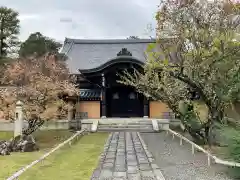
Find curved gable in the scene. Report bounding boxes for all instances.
[79,56,144,74]
[61,38,155,74]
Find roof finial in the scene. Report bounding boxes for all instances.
[117,48,132,56]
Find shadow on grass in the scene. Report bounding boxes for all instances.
[0,129,74,179]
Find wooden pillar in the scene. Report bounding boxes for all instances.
[72,100,76,120]
[101,73,107,118]
[143,96,149,118]
[68,98,80,130]
[67,100,74,121]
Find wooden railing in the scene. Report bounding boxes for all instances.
[166,129,240,167]
[7,130,86,180]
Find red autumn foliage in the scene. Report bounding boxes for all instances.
[0,54,79,121]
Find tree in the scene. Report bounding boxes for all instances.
[0,6,20,58]
[0,54,79,134]
[119,64,208,143]
[19,32,62,58]
[120,67,187,114]
[120,0,240,145]
[155,0,239,119]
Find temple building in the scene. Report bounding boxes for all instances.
[61,38,171,119]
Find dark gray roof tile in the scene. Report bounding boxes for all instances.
[61,38,156,74]
[79,89,101,100]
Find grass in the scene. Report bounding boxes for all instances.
[20,132,109,180]
[0,130,74,179]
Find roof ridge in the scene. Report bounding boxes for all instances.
[64,38,156,44]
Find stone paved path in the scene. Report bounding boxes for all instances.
[91,132,165,180]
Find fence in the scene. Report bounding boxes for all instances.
[6,129,86,180]
[166,129,240,167]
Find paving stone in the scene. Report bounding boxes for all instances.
[99,169,113,178]
[115,157,126,162]
[108,148,116,152]
[113,171,127,178]
[106,155,115,159]
[99,177,113,180]
[115,165,127,172]
[115,160,126,165]
[102,162,114,169]
[127,155,137,159]
[112,177,127,180]
[139,163,152,171]
[127,152,135,155]
[105,158,115,163]
[127,161,138,166]
[127,173,141,180]
[138,158,149,164]
[116,155,125,159]
[127,166,139,174]
[90,132,164,180]
[141,171,156,180]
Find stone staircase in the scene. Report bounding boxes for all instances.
[97,119,155,132]
[81,118,170,132]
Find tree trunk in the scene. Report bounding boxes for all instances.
[204,123,212,147]
[23,118,44,136]
[205,105,224,147]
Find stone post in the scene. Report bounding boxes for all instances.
[14,100,24,137]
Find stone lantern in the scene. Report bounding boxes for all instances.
[14,100,24,137]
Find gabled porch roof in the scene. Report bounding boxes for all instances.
[61,38,156,74]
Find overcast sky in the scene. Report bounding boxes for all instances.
[0,0,159,42]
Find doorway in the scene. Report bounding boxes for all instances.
[107,86,144,117]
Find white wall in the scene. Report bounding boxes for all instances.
[0,120,70,131]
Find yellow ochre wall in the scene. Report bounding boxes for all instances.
[76,101,100,119]
[149,101,171,118]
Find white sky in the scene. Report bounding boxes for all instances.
[0,0,160,42]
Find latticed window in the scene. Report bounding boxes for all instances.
[113,93,119,99]
[129,92,136,99]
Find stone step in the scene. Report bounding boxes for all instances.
[97,123,154,132]
[98,127,153,130]
[98,124,153,128]
[98,120,152,125]
[97,128,154,132]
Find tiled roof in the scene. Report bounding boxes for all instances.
[61,38,156,74]
[79,89,101,100]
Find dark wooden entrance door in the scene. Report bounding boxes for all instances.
[109,87,143,117]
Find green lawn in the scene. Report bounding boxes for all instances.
[20,133,108,180]
[0,130,74,179]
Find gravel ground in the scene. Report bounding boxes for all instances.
[141,132,232,180]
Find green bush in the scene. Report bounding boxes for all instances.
[227,132,240,178]
[215,124,240,178]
